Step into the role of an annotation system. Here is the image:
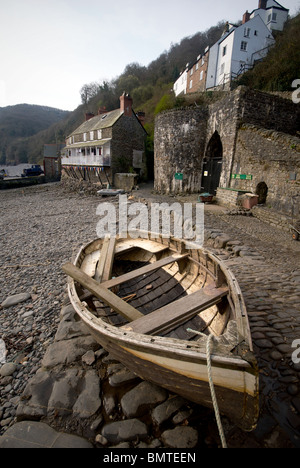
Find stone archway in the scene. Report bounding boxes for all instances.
[256,182,268,204]
[201,131,223,195]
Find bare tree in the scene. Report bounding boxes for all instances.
[80,82,100,107]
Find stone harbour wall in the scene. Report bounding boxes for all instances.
[231,125,300,214]
[252,205,294,233]
[216,187,248,207]
[154,86,299,214]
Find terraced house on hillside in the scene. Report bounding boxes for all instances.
[61,93,147,185]
[174,0,289,95]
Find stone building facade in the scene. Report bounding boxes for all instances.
[154,86,300,215]
[62,93,147,187]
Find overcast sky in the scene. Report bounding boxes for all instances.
[0,0,299,111]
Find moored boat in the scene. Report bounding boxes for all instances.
[62,232,259,432]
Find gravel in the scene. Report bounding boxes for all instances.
[1,180,300,448]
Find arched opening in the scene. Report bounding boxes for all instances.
[201,131,223,195]
[256,182,268,204]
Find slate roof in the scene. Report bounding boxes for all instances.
[68,109,122,137]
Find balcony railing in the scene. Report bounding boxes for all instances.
[61,154,111,167]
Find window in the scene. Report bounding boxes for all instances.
[200,70,204,81]
[223,45,227,56]
[90,131,94,141]
[190,68,193,76]
[244,28,250,37]
[189,80,193,89]
[196,63,199,70]
[241,41,248,51]
[254,30,258,36]
[268,14,271,22]
[202,57,205,66]
[83,133,87,142]
[272,12,277,21]
[97,129,102,140]
[220,63,225,75]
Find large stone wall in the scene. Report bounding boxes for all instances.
[231,124,300,213]
[154,107,208,194]
[111,116,147,180]
[154,86,300,214]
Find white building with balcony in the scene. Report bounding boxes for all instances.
[62,93,147,183]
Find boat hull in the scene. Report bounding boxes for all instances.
[66,233,260,432]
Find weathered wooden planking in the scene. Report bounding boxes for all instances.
[80,250,101,277]
[62,262,143,322]
[115,238,170,255]
[94,236,110,282]
[102,236,117,282]
[122,286,228,336]
[100,253,189,290]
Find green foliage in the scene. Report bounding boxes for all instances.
[154,94,176,114]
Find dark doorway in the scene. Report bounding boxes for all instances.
[201,131,223,195]
[256,182,268,204]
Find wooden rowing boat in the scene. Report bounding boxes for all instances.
[62,232,259,432]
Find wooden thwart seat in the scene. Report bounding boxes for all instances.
[100,253,189,290]
[63,262,144,322]
[122,286,229,336]
[63,260,228,336]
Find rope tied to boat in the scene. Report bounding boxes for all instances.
[187,328,228,449]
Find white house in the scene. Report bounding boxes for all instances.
[250,0,289,32]
[174,1,289,94]
[173,66,189,97]
[211,14,275,89]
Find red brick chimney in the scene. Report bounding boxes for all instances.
[98,106,107,115]
[243,10,251,24]
[85,112,95,121]
[120,92,133,117]
[258,0,267,9]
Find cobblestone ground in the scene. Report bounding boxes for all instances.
[134,185,300,448]
[0,181,300,448]
[203,212,300,447]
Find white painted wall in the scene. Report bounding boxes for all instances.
[213,15,275,87]
[250,0,289,31]
[231,15,275,75]
[206,42,220,89]
[173,69,188,96]
[215,32,235,86]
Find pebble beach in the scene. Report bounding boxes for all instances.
[0,181,300,449]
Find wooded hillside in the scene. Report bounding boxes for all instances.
[0,105,70,164]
